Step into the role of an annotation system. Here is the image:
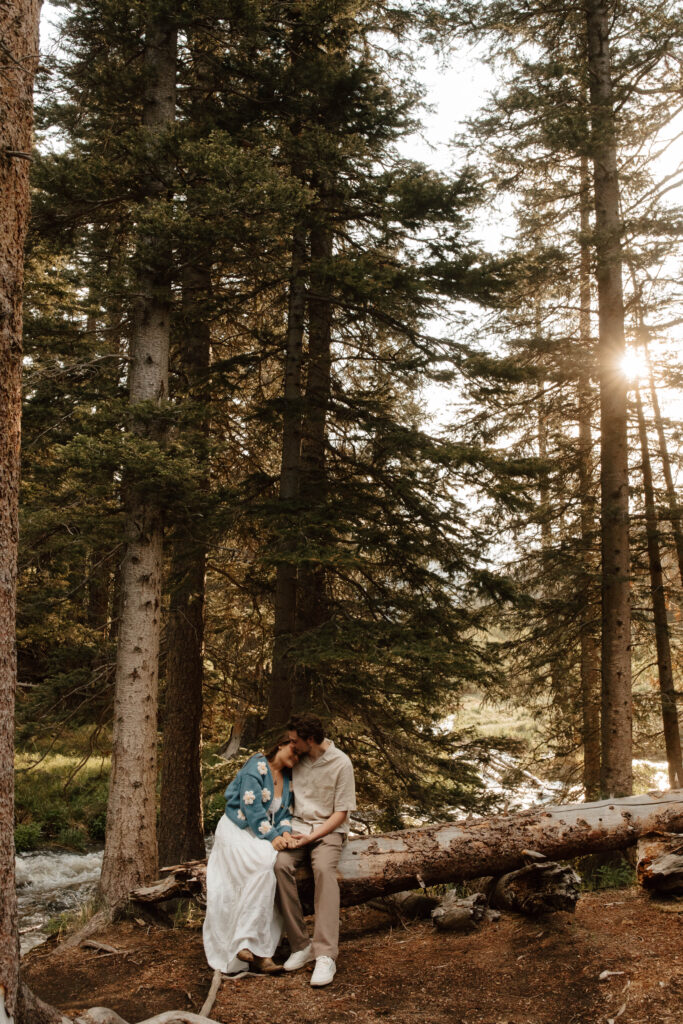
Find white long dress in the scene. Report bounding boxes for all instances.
[203,797,284,973]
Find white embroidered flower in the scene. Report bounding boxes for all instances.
[280,819,291,828]
[258,821,271,835]
[257,760,268,775]
[261,788,271,802]
[237,809,246,821]
[243,790,256,805]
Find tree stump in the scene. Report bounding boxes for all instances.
[636,832,683,895]
[490,861,581,915]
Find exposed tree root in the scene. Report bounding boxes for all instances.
[74,1010,223,1024]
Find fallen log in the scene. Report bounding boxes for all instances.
[129,790,683,910]
[636,832,683,895]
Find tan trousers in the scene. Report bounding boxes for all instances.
[275,832,343,960]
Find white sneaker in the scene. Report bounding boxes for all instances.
[310,955,336,987]
[283,943,313,971]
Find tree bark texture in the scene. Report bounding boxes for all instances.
[158,262,210,867]
[490,861,581,915]
[634,385,683,788]
[0,0,40,1017]
[578,155,601,800]
[100,16,177,906]
[267,223,307,729]
[293,220,333,713]
[132,792,683,910]
[585,0,632,797]
[636,831,683,894]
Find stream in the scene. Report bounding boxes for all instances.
[16,756,670,956]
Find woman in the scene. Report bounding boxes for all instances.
[203,735,298,975]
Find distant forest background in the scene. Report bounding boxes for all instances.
[12,0,683,893]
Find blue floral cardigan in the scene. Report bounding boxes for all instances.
[224,753,294,842]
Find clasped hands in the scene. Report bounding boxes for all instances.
[271,831,311,851]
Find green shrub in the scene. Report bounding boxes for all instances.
[57,825,87,851]
[204,791,225,835]
[87,811,107,842]
[575,852,635,891]
[15,822,43,852]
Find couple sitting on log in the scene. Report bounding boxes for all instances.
[203,714,356,988]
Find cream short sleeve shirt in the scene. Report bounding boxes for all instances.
[290,740,356,835]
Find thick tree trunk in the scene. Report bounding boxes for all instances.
[578,156,601,800]
[100,16,177,906]
[267,223,307,728]
[634,385,683,788]
[0,1,41,1019]
[158,262,210,867]
[131,791,683,910]
[585,0,632,797]
[293,220,333,712]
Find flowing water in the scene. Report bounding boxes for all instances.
[17,849,103,954]
[16,757,671,956]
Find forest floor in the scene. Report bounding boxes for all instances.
[23,886,683,1024]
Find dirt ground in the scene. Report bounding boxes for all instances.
[23,887,683,1024]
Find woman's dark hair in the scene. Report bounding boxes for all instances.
[287,714,324,744]
[264,732,293,762]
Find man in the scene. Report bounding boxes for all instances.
[274,714,356,987]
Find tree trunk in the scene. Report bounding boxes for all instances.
[585,0,632,797]
[634,384,683,788]
[100,16,177,906]
[158,261,210,867]
[0,4,60,1021]
[131,791,683,910]
[267,223,307,728]
[0,3,40,1020]
[293,220,333,712]
[644,343,683,591]
[578,154,601,800]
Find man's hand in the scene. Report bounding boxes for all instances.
[289,833,313,848]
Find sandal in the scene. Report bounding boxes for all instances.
[254,956,283,974]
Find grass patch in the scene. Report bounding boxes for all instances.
[15,749,110,852]
[45,896,103,940]
[574,852,635,891]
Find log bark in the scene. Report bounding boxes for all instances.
[491,861,581,915]
[636,832,683,895]
[431,892,487,933]
[130,791,683,910]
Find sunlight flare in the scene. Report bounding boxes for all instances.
[620,347,649,381]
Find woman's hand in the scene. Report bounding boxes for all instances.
[271,834,288,851]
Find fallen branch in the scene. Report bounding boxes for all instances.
[75,1010,223,1024]
[199,971,222,1018]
